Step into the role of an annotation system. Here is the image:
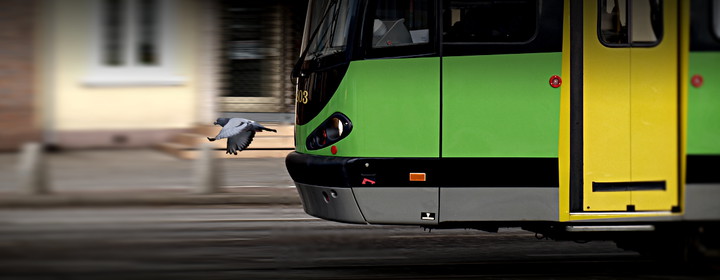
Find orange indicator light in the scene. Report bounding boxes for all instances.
[409,173,426,182]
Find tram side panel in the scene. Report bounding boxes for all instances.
[436,0,564,223]
[439,52,563,222]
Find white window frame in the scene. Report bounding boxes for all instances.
[83,0,184,86]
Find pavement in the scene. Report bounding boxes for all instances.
[0,148,301,207]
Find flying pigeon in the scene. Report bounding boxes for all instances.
[207,118,277,155]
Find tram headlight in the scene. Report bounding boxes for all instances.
[306,113,353,150]
[325,117,343,141]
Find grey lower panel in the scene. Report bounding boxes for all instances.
[685,184,720,221]
[352,187,439,225]
[295,183,366,224]
[440,187,559,222]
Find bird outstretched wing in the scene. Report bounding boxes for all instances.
[249,121,278,133]
[214,118,249,140]
[226,130,256,155]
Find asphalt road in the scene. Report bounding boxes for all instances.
[0,206,718,280]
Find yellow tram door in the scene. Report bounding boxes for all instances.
[582,0,680,212]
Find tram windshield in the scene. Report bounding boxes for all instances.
[302,0,357,60]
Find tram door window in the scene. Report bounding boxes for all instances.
[599,0,663,46]
[630,0,662,44]
[443,0,536,43]
[599,0,629,44]
[372,0,432,48]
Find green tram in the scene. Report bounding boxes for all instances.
[286,0,720,255]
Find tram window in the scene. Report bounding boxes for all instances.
[630,0,662,44]
[372,0,431,48]
[304,0,354,60]
[443,0,537,43]
[599,0,628,44]
[714,0,720,39]
[599,0,662,47]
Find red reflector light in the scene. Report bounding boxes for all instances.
[331,145,338,155]
[692,74,704,88]
[549,75,562,88]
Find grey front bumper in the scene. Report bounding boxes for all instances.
[295,183,367,224]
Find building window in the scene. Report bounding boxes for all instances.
[598,0,663,47]
[84,0,183,86]
[136,0,159,65]
[103,0,126,66]
[443,0,537,43]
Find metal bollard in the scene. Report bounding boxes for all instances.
[18,142,50,195]
[194,142,222,194]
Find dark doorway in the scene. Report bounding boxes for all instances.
[218,0,308,112]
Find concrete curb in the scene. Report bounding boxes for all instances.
[0,188,301,208]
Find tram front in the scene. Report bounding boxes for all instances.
[286,0,442,225]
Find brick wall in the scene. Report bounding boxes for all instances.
[0,0,40,151]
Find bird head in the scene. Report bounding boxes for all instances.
[214,118,231,126]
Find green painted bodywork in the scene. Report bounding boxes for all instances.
[442,53,562,157]
[295,53,562,158]
[295,57,441,157]
[688,51,720,155]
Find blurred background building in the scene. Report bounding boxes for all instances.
[0,0,307,152]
